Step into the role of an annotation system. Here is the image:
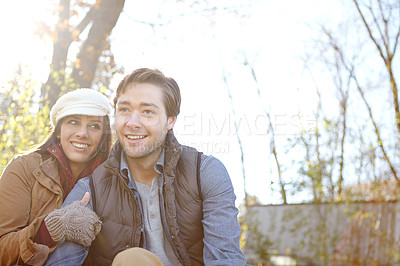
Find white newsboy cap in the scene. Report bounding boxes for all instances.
[50,88,112,128]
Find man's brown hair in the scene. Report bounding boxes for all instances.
[114,68,181,117]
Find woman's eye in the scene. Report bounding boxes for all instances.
[89,124,101,130]
[144,110,154,115]
[69,120,79,125]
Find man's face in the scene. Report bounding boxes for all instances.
[115,83,176,163]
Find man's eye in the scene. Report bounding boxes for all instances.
[118,107,129,113]
[69,120,78,125]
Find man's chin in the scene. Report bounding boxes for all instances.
[123,148,143,158]
[122,145,149,157]
[123,145,164,160]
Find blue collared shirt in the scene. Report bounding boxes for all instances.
[120,149,165,190]
[46,150,247,266]
[119,150,165,252]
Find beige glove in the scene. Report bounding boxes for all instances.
[44,192,102,247]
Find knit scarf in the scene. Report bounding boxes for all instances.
[47,143,103,199]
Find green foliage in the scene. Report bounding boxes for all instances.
[288,117,340,203]
[0,69,50,175]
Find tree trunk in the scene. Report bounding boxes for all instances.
[71,0,125,88]
[41,0,125,108]
[41,0,71,107]
[352,0,400,137]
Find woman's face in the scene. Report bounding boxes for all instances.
[59,115,104,175]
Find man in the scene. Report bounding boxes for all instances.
[45,68,246,266]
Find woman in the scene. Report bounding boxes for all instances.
[0,88,112,265]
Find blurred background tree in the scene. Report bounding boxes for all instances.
[0,67,50,173]
[288,0,400,203]
[40,0,125,107]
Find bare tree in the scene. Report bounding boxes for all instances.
[220,66,249,206]
[352,0,400,136]
[242,54,287,204]
[323,27,399,184]
[321,52,352,198]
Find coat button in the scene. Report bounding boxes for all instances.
[36,171,40,175]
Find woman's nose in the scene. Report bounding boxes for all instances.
[75,125,89,138]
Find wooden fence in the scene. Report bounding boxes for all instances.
[244,201,400,265]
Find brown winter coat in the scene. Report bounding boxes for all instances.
[0,152,63,265]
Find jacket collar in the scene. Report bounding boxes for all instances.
[107,139,123,170]
[40,156,59,183]
[163,130,182,177]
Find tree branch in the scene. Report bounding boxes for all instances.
[352,0,387,64]
[324,23,400,184]
[75,6,96,34]
[245,58,287,204]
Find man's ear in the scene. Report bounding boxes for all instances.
[167,116,177,130]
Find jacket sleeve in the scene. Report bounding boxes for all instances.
[44,177,92,266]
[200,155,247,266]
[61,177,93,208]
[0,156,47,265]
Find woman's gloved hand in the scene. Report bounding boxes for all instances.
[44,192,101,247]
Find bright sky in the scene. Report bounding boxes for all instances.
[0,0,351,205]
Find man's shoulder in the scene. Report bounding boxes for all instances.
[180,144,198,154]
[199,154,228,173]
[178,144,199,164]
[179,144,227,171]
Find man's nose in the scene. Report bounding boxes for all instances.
[126,112,141,129]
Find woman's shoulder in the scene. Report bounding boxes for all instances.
[14,150,42,162]
[4,151,44,172]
